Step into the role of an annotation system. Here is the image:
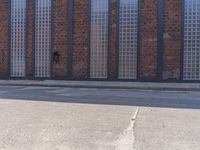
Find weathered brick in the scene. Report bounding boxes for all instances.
[26,0,33,79]
[163,0,182,80]
[72,0,89,79]
[0,0,184,82]
[109,0,118,79]
[52,0,68,79]
[139,0,158,81]
[0,0,9,79]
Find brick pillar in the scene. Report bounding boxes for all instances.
[52,0,68,79]
[72,0,89,80]
[26,0,34,79]
[0,0,9,79]
[139,0,158,81]
[109,0,118,79]
[163,0,182,80]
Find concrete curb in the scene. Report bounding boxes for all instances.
[0,80,199,91]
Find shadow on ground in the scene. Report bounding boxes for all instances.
[0,85,200,109]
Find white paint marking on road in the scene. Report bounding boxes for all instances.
[115,107,140,150]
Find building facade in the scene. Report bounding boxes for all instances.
[0,0,199,82]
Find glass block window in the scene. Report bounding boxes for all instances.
[10,0,27,77]
[184,0,200,80]
[35,0,51,78]
[90,0,109,78]
[118,0,138,79]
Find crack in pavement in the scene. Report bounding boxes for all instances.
[115,107,140,150]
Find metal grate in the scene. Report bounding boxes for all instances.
[184,0,200,80]
[35,0,51,78]
[118,0,138,79]
[90,0,109,79]
[10,0,27,77]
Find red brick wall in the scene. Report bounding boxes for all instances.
[0,0,9,79]
[72,0,89,79]
[163,0,182,80]
[139,0,158,81]
[109,0,118,79]
[52,0,68,79]
[0,0,184,82]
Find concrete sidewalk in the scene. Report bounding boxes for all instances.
[0,80,199,91]
[134,107,200,150]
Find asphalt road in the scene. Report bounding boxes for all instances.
[0,86,200,150]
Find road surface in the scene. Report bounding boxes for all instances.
[0,86,200,150]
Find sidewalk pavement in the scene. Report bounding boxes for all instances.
[0,80,199,91]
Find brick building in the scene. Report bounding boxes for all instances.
[0,0,199,82]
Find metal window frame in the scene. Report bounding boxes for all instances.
[8,0,28,79]
[33,0,53,79]
[67,0,73,79]
[87,0,91,78]
[181,0,200,82]
[180,0,185,81]
[107,0,112,79]
[157,0,164,81]
[116,0,140,80]
[136,0,141,81]
[88,0,111,80]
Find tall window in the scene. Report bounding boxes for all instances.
[118,0,138,79]
[10,0,27,77]
[184,0,200,80]
[35,0,52,78]
[90,0,109,79]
